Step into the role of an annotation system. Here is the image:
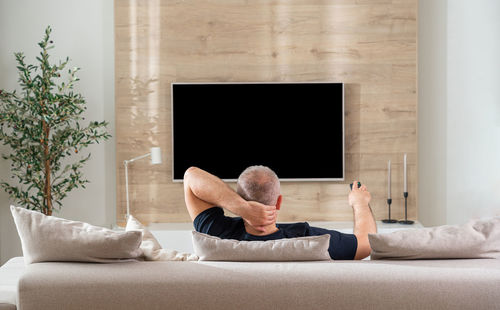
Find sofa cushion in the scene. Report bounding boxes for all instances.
[10,206,142,264]
[125,215,198,261]
[192,231,331,261]
[369,216,500,260]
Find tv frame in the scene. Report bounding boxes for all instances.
[171,82,345,182]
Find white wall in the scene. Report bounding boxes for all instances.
[446,0,500,224]
[419,0,500,226]
[418,0,448,227]
[0,0,115,264]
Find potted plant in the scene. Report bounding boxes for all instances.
[0,26,111,215]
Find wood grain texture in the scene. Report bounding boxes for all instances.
[115,0,417,225]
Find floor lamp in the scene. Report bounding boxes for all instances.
[124,147,162,219]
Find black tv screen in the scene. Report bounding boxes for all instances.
[172,82,344,181]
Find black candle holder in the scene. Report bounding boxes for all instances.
[399,192,414,224]
[382,198,397,223]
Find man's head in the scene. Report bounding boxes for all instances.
[236,165,282,208]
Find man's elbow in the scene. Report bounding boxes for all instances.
[354,235,372,260]
[354,247,371,260]
[183,166,200,183]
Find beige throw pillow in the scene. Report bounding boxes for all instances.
[369,217,500,260]
[10,206,143,264]
[125,215,198,261]
[192,231,331,261]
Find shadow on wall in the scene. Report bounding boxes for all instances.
[0,203,23,265]
[344,83,361,184]
[0,145,23,264]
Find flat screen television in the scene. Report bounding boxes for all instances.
[171,82,344,181]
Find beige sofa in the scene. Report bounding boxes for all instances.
[2,256,500,310]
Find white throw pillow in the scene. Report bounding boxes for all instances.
[369,216,500,260]
[10,206,143,264]
[125,215,198,261]
[192,231,331,261]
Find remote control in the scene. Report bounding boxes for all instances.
[349,182,362,190]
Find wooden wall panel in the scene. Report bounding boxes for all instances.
[115,0,417,225]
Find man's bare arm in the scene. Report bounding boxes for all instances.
[183,167,276,228]
[348,181,377,260]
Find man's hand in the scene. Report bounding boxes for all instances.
[348,180,376,260]
[348,181,371,208]
[241,201,277,232]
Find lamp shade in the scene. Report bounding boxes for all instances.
[150,147,162,164]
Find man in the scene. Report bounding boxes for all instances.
[184,165,376,260]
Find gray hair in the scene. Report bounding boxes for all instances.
[236,165,281,205]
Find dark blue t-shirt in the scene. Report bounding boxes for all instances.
[194,207,358,260]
